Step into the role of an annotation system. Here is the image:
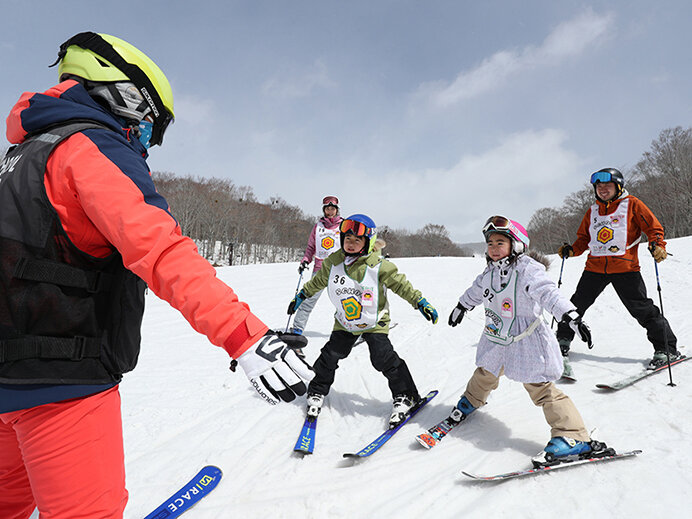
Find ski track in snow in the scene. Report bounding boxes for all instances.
[72,240,692,518]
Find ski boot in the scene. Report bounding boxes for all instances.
[306,393,324,419]
[389,394,417,429]
[532,437,614,468]
[648,350,683,370]
[416,396,475,448]
[434,396,475,437]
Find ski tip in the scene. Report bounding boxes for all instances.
[203,465,223,477]
[595,384,615,390]
[415,434,436,449]
[293,448,313,455]
[342,453,359,459]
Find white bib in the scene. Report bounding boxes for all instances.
[315,223,340,260]
[483,270,519,345]
[588,199,630,256]
[327,262,380,332]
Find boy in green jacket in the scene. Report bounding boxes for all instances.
[287,214,438,428]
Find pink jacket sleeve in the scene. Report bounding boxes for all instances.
[302,223,318,264]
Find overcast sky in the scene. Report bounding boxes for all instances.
[2,1,690,243]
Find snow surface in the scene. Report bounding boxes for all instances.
[69,238,692,517]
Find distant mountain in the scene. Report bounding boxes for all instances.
[457,241,487,255]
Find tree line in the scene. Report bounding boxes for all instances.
[527,126,692,254]
[151,172,470,264]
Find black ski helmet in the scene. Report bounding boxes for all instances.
[590,167,624,201]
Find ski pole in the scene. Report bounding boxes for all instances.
[285,270,304,333]
[653,258,675,387]
[551,254,566,330]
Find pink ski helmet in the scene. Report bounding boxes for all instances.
[482,215,530,254]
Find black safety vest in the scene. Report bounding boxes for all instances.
[0,121,146,384]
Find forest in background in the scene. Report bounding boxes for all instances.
[151,173,470,265]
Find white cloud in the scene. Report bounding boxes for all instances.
[262,59,336,99]
[423,9,614,107]
[173,94,215,125]
[338,129,586,242]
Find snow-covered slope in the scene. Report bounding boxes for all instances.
[119,238,692,518]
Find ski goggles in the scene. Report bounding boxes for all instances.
[482,215,512,234]
[322,196,339,207]
[590,170,615,184]
[482,215,530,246]
[340,218,373,237]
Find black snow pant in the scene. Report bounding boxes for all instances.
[308,329,419,400]
[556,270,677,354]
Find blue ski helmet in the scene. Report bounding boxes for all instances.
[340,214,377,256]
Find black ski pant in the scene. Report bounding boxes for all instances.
[308,330,419,400]
[556,270,677,354]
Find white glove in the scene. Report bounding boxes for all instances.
[236,331,314,405]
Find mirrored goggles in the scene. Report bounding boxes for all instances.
[322,196,339,206]
[590,171,613,184]
[340,218,372,237]
[482,215,511,234]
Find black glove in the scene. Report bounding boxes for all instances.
[298,260,309,274]
[287,290,307,314]
[560,310,592,349]
[558,243,574,259]
[448,302,467,327]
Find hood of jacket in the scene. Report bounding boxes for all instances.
[6,80,144,153]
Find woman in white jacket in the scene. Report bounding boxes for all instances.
[446,216,608,466]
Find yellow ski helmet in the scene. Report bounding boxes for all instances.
[53,32,174,146]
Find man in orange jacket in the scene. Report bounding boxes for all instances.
[556,168,679,370]
[0,33,312,518]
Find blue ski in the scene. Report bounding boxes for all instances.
[144,465,223,519]
[343,390,438,458]
[294,416,318,454]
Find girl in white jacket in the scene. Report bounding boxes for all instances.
[447,216,608,466]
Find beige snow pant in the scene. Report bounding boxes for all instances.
[463,367,590,442]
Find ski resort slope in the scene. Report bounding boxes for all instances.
[119,237,692,518]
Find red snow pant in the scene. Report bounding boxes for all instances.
[0,385,127,518]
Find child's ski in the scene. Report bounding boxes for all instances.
[416,412,466,449]
[144,465,222,519]
[343,390,437,458]
[596,355,689,390]
[462,450,641,481]
[354,322,398,345]
[293,416,318,454]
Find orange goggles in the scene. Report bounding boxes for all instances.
[340,219,372,237]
